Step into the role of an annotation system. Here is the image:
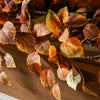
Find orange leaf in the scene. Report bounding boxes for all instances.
[57,64,69,81]
[83,23,100,40]
[65,14,87,28]
[16,35,36,53]
[60,37,84,58]
[0,21,16,44]
[52,83,61,100]
[57,6,69,24]
[82,83,97,96]
[58,28,69,42]
[48,45,59,65]
[46,9,62,36]
[35,40,50,55]
[0,72,11,86]
[40,68,55,90]
[27,51,42,74]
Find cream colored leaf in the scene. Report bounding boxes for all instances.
[66,67,81,90]
[4,53,16,68]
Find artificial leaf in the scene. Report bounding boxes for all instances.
[0,72,11,86]
[34,21,51,37]
[16,35,36,53]
[66,67,81,90]
[64,14,87,28]
[57,64,69,81]
[27,51,42,74]
[2,0,18,12]
[82,83,97,96]
[20,23,29,33]
[46,9,61,36]
[83,23,100,40]
[48,45,59,65]
[35,40,50,55]
[57,6,69,24]
[58,28,69,42]
[4,53,16,68]
[60,37,84,58]
[52,83,61,100]
[0,21,16,44]
[40,68,55,90]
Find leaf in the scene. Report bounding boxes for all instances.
[48,45,59,65]
[27,51,42,74]
[40,68,55,90]
[2,0,18,12]
[60,37,84,58]
[93,9,100,18]
[64,14,87,28]
[83,23,100,40]
[57,6,69,24]
[57,64,69,81]
[35,40,50,55]
[97,33,100,49]
[58,28,69,42]
[16,35,36,53]
[68,0,78,9]
[20,23,29,33]
[4,53,16,68]
[46,9,62,36]
[66,67,81,90]
[34,21,51,37]
[12,0,22,4]
[52,83,61,100]
[82,83,97,96]
[0,56,3,71]
[0,72,11,86]
[0,21,16,44]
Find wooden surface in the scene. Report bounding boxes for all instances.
[0,44,100,100]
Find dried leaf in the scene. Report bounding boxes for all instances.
[58,28,69,42]
[52,83,61,100]
[82,83,97,96]
[16,35,36,53]
[83,23,100,40]
[40,68,55,90]
[2,0,18,12]
[46,9,62,36]
[4,53,16,68]
[27,51,42,74]
[48,45,59,65]
[57,6,69,24]
[68,0,78,9]
[97,33,100,49]
[20,23,29,33]
[60,37,84,58]
[35,40,50,55]
[0,72,11,86]
[0,21,16,44]
[57,64,69,81]
[12,0,22,4]
[93,9,100,18]
[66,67,81,90]
[0,56,3,71]
[64,14,87,28]
[34,21,51,37]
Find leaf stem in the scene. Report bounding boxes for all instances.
[0,47,6,54]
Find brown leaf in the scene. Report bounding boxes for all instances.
[27,51,42,74]
[35,40,50,55]
[12,0,22,4]
[83,23,100,40]
[34,21,51,37]
[40,68,55,90]
[58,28,69,42]
[57,64,69,81]
[48,45,59,65]
[0,72,11,86]
[97,33,100,49]
[60,37,84,58]
[66,67,81,90]
[68,0,78,9]
[82,83,97,96]
[16,35,36,53]
[4,53,16,68]
[2,0,18,12]
[64,14,87,28]
[93,9,100,18]
[57,6,69,24]
[52,83,61,100]
[46,9,62,36]
[0,21,16,44]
